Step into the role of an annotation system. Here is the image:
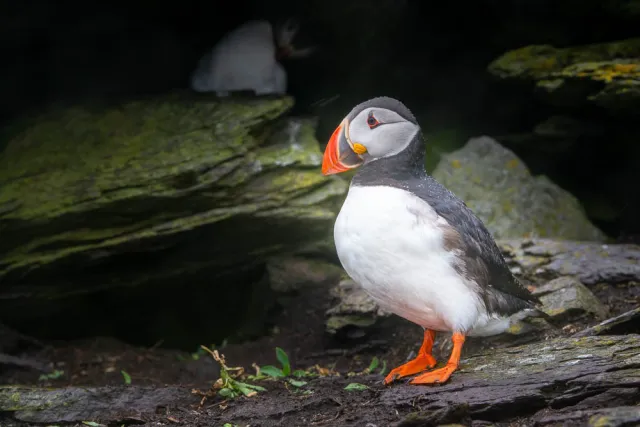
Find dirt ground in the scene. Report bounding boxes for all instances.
[1,278,638,426]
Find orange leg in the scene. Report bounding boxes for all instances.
[384,329,437,385]
[410,332,465,385]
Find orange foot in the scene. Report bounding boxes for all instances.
[384,329,437,385]
[410,364,456,384]
[410,332,466,385]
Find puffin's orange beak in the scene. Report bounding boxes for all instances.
[322,119,364,175]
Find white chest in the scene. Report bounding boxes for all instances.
[333,185,486,332]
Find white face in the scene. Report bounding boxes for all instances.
[346,107,420,161]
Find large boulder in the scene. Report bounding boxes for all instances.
[487,39,640,236]
[431,136,607,241]
[0,93,348,346]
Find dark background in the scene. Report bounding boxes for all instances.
[1,0,638,238]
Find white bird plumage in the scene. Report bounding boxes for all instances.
[334,185,513,337]
[322,97,543,386]
[190,20,312,97]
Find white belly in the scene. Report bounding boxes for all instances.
[334,185,501,334]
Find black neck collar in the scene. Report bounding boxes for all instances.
[352,132,427,186]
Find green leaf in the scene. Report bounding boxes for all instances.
[218,387,237,398]
[378,360,388,376]
[344,383,369,391]
[234,381,266,396]
[245,374,265,381]
[82,422,105,427]
[238,382,267,392]
[260,365,285,378]
[120,370,132,385]
[219,367,232,381]
[293,369,310,378]
[275,347,291,376]
[39,369,65,381]
[367,357,379,373]
[287,379,307,387]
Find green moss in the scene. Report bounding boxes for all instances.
[432,137,607,241]
[0,93,349,301]
[489,38,640,80]
[0,95,294,221]
[488,38,640,111]
[0,387,60,412]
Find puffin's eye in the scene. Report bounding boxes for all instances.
[367,112,381,129]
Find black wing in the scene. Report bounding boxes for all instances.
[411,175,540,316]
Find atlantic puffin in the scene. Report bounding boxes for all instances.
[190,19,314,96]
[322,97,542,385]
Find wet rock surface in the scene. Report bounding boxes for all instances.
[1,335,639,426]
[0,385,193,424]
[534,276,609,321]
[501,238,640,286]
[573,307,640,338]
[0,237,638,426]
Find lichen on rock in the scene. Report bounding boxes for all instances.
[534,276,609,321]
[0,93,349,344]
[487,38,640,111]
[431,136,607,241]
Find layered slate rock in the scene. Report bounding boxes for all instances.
[500,238,640,285]
[431,136,607,241]
[2,335,638,426]
[0,93,348,342]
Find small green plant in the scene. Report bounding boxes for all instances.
[364,356,388,376]
[38,370,64,382]
[248,347,318,388]
[365,357,379,373]
[379,360,388,376]
[120,370,132,385]
[201,345,266,399]
[257,347,291,378]
[344,382,369,391]
[347,356,388,377]
[187,340,228,361]
[287,378,308,387]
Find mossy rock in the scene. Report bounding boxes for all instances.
[487,38,640,111]
[431,136,608,241]
[0,93,348,337]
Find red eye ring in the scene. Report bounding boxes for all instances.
[367,112,380,129]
